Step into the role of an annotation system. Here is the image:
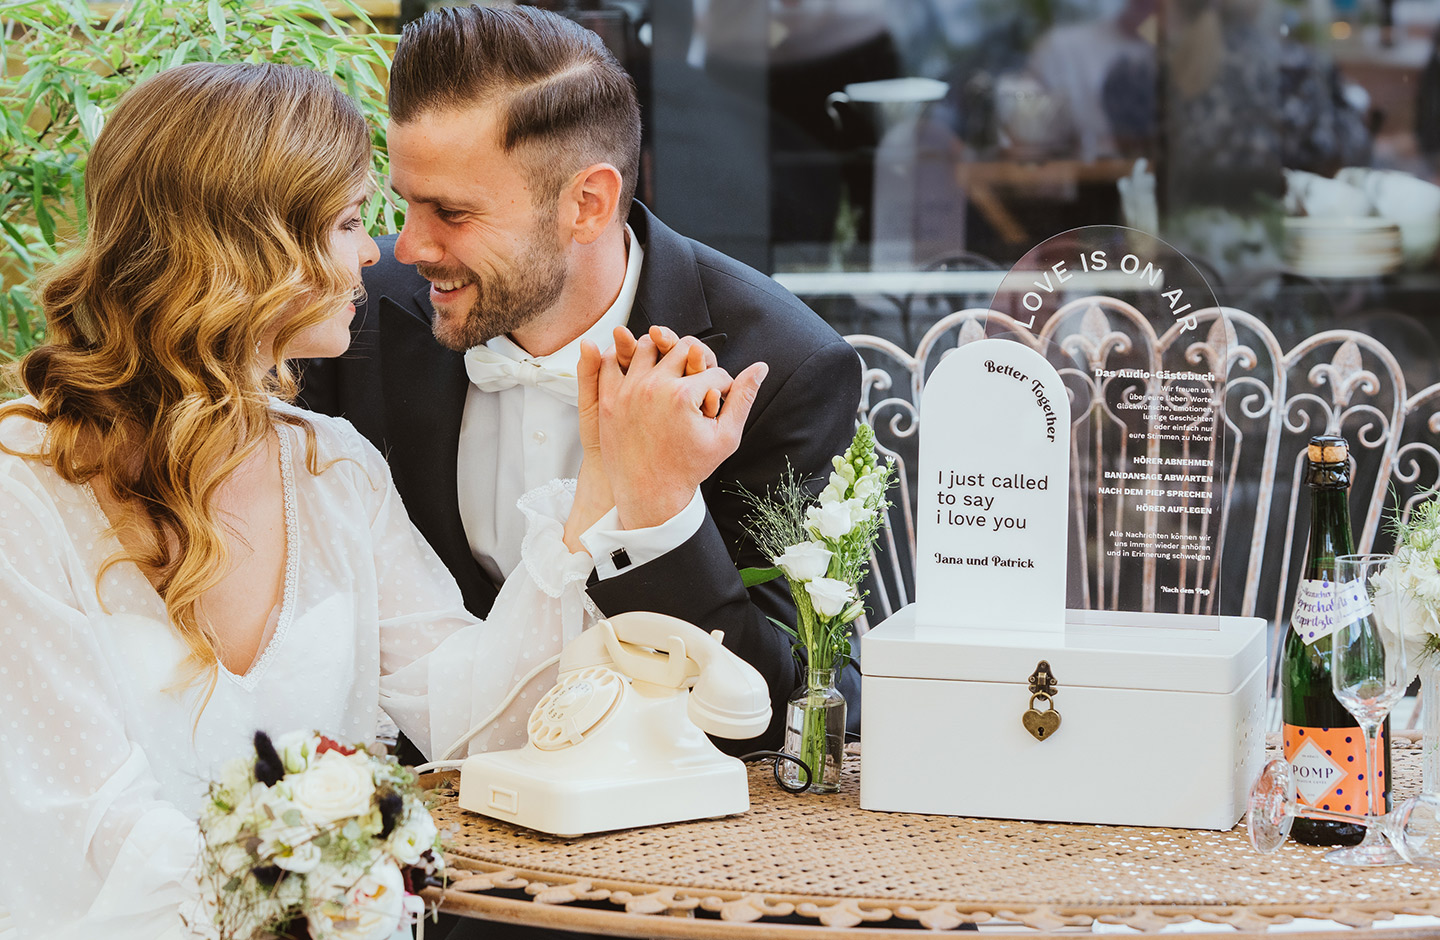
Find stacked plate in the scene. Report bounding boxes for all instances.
[1283,217,1402,278]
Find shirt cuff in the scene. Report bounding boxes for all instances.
[580,487,705,580]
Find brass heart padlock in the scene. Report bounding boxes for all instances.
[1022,692,1061,741]
[1022,659,1061,741]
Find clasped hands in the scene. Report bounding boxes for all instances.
[563,326,768,549]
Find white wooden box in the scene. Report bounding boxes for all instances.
[859,605,1267,830]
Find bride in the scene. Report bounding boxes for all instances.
[0,61,726,939]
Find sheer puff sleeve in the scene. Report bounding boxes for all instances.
[348,426,596,761]
[0,456,200,940]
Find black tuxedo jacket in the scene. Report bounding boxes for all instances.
[299,202,862,751]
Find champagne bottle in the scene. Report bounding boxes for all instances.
[1281,434,1391,846]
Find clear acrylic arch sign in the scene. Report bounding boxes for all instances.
[914,225,1229,629]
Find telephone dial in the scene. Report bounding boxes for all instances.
[457,611,772,837]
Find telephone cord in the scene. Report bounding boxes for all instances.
[425,652,563,766]
[740,750,813,794]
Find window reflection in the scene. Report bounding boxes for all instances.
[446,1,1440,390]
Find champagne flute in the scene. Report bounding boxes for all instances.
[1247,759,1440,865]
[1327,553,1407,866]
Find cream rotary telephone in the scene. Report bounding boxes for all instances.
[457,611,771,837]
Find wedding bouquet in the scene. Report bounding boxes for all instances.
[741,423,894,789]
[185,730,444,940]
[1375,498,1440,678]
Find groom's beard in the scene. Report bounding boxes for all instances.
[422,223,568,352]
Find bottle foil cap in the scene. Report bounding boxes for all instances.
[1307,435,1348,465]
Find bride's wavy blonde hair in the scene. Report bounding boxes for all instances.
[0,62,372,683]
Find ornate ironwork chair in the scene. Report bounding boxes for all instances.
[848,299,1440,717]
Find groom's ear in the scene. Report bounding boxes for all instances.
[564,163,623,246]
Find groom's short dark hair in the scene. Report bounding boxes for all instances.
[389,4,641,218]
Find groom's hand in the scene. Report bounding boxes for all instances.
[580,328,720,458]
[597,335,768,530]
[614,327,721,416]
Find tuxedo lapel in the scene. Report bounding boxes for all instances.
[630,203,727,354]
[376,289,480,600]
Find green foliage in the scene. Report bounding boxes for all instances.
[0,0,399,372]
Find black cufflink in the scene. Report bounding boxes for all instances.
[609,548,632,571]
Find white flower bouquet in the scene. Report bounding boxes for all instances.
[741,423,894,790]
[186,731,445,940]
[1374,498,1440,679]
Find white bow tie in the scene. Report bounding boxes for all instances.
[463,345,579,406]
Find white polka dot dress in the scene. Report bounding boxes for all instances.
[0,399,595,938]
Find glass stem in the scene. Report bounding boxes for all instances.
[1363,718,1383,819]
[1297,804,1367,826]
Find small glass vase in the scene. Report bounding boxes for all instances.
[1425,656,1440,796]
[781,666,846,793]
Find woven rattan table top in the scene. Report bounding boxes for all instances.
[424,735,1440,936]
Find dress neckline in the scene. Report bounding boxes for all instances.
[81,424,301,687]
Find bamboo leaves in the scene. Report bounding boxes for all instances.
[0,0,397,375]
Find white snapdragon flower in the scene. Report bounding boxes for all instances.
[291,751,376,825]
[843,496,873,526]
[1375,563,1439,680]
[805,577,854,618]
[807,502,855,539]
[773,541,833,582]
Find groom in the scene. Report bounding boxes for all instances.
[300,4,861,751]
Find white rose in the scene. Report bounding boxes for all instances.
[805,577,854,618]
[389,808,439,866]
[307,861,406,940]
[275,730,322,774]
[806,502,854,539]
[773,542,833,583]
[290,751,376,825]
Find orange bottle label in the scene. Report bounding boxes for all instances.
[1282,724,1384,814]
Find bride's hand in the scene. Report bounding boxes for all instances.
[565,339,613,552]
[615,326,721,417]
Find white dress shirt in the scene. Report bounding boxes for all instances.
[457,226,702,584]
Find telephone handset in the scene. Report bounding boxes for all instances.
[458,612,772,837]
[541,612,771,742]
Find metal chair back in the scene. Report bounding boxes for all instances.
[848,298,1440,704]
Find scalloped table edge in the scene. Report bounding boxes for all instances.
[423,853,1440,937]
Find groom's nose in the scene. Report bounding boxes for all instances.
[395,213,442,266]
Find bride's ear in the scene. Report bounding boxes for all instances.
[564,163,623,245]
